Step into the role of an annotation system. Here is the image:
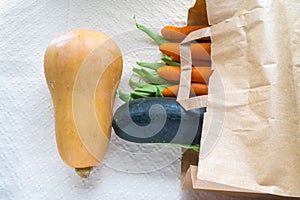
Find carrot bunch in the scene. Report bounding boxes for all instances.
[118,18,212,102]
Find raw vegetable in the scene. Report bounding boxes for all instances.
[136,61,165,70]
[132,68,167,84]
[117,20,212,102]
[118,81,168,102]
[112,97,206,147]
[161,25,210,42]
[117,90,132,102]
[114,20,211,152]
[136,56,180,71]
[161,55,181,66]
[118,81,208,100]
[44,30,122,178]
[157,66,212,83]
[162,83,208,97]
[119,59,211,101]
[159,43,211,63]
[134,16,170,45]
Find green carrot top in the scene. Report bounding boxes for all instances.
[134,16,170,45]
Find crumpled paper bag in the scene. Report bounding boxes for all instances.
[180,0,300,198]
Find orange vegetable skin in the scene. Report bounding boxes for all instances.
[44,30,122,176]
[162,83,208,97]
[161,25,210,42]
[157,66,212,84]
[159,43,211,64]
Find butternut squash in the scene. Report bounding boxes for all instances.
[44,30,123,177]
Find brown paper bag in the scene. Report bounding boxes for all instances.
[179,0,300,198]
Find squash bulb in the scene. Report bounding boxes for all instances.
[44,30,123,177]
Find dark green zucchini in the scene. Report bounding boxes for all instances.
[112,97,206,146]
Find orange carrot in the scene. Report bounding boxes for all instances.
[157,66,212,84]
[169,56,211,66]
[161,26,210,42]
[159,43,211,64]
[162,83,208,97]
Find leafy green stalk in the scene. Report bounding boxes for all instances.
[161,55,180,66]
[134,83,159,93]
[129,80,144,88]
[136,61,165,70]
[132,68,167,85]
[118,81,168,102]
[130,91,152,99]
[130,81,167,95]
[156,85,165,97]
[117,90,132,102]
[160,143,200,152]
[134,16,170,45]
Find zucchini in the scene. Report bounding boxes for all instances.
[112,97,206,145]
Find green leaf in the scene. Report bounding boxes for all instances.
[129,80,144,88]
[136,61,165,70]
[161,55,180,66]
[132,68,146,79]
[135,84,158,93]
[132,68,167,85]
[140,68,168,84]
[134,16,170,45]
[117,90,131,102]
[159,143,200,152]
[130,91,153,99]
[127,82,168,100]
[156,87,164,97]
[156,84,166,96]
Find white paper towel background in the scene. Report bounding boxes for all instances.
[0,1,255,199]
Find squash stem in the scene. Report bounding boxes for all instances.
[75,167,93,178]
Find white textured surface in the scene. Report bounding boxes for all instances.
[0,1,255,199]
